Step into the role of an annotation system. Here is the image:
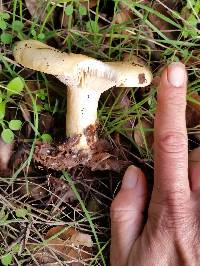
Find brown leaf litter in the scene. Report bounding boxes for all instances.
[149,1,179,40]
[31,226,93,265]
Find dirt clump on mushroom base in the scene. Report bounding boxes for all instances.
[34,125,130,172]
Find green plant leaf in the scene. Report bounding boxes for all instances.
[86,20,99,33]
[37,89,47,100]
[7,77,24,96]
[79,5,87,16]
[0,209,6,220]
[187,0,195,9]
[35,104,43,112]
[188,14,198,26]
[65,5,74,16]
[0,12,10,20]
[0,91,3,104]
[0,210,8,223]
[1,253,13,266]
[194,2,200,12]
[0,33,12,44]
[0,101,6,120]
[0,19,7,30]
[11,244,20,254]
[41,133,53,143]
[15,208,28,218]
[44,103,51,111]
[9,120,22,131]
[12,20,24,32]
[30,28,36,37]
[1,129,14,144]
[38,33,45,40]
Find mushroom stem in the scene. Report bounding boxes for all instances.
[66,87,101,149]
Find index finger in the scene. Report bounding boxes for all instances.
[153,62,190,203]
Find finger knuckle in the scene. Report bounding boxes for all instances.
[110,200,125,223]
[110,204,129,223]
[149,199,194,234]
[110,198,142,224]
[166,188,188,202]
[157,132,187,155]
[159,90,185,106]
[149,207,188,232]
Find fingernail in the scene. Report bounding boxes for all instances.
[121,165,138,189]
[167,62,186,88]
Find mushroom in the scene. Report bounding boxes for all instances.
[13,40,152,170]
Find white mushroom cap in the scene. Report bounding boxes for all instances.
[13,40,152,89]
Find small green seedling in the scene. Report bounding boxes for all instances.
[182,1,200,38]
[41,133,53,143]
[0,11,24,45]
[0,77,25,144]
[0,12,12,44]
[1,253,12,266]
[15,207,28,218]
[0,244,20,266]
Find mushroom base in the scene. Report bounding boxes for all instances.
[34,126,129,172]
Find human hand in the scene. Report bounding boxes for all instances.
[110,62,200,265]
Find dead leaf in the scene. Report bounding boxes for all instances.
[33,238,67,264]
[39,112,54,133]
[33,226,93,265]
[112,2,134,36]
[134,119,154,149]
[59,9,72,29]
[149,1,178,39]
[18,179,48,200]
[48,176,77,205]
[113,6,132,25]
[25,0,47,22]
[113,87,131,110]
[25,0,37,16]
[93,138,112,153]
[9,143,32,174]
[45,226,75,240]
[123,53,147,66]
[141,24,162,61]
[89,152,130,172]
[87,198,100,212]
[101,86,130,110]
[80,0,97,9]
[20,103,31,124]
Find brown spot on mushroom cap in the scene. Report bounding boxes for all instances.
[138,73,146,85]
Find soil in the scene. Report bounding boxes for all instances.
[34,125,130,172]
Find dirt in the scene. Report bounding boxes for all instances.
[34,125,130,172]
